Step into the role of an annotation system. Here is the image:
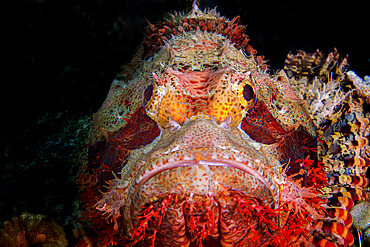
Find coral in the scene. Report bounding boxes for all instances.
[288,48,370,246]
[347,71,370,104]
[290,76,352,125]
[0,213,68,247]
[349,201,370,234]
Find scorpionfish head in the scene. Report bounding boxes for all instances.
[86,4,317,247]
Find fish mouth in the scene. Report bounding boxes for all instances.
[125,147,280,246]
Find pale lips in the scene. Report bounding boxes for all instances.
[127,147,280,221]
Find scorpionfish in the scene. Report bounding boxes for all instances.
[78,2,370,247]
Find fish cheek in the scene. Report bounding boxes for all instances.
[88,107,161,189]
[240,100,317,175]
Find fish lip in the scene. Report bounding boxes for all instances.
[122,147,280,235]
[127,148,279,214]
[131,160,278,205]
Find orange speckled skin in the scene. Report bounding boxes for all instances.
[78,4,369,247]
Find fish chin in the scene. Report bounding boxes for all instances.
[125,153,280,246]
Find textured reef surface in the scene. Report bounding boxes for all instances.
[1,1,370,247]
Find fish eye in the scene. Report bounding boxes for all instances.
[141,81,154,108]
[243,83,254,101]
[235,78,257,109]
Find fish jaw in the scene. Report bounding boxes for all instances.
[120,118,282,246]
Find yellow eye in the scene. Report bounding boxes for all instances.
[236,79,257,109]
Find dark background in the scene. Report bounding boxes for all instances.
[1,0,369,227]
[3,0,369,142]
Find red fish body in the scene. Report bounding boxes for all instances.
[79,3,370,246]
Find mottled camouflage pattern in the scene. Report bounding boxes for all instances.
[78,3,370,247]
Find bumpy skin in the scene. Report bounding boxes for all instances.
[0,213,68,247]
[79,3,370,247]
